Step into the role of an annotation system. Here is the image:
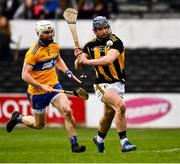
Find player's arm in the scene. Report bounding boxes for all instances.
[21,63,52,92]
[78,48,119,66]
[56,56,69,72]
[56,56,82,83]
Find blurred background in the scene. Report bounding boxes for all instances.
[0,0,180,128]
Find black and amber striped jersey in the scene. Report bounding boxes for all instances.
[83,34,126,84]
[24,41,60,95]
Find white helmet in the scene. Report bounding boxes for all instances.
[35,20,54,35]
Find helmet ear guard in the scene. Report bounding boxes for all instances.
[35,20,55,36]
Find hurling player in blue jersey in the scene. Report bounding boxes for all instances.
[6,20,86,153]
[74,16,137,153]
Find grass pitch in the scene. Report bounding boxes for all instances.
[0,127,180,163]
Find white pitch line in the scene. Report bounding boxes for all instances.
[152,148,180,153]
[138,148,180,153]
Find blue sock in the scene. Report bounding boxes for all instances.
[70,135,78,145]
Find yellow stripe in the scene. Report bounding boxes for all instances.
[94,47,111,81]
[118,50,125,72]
[95,84,105,94]
[87,46,100,79]
[104,47,108,55]
[108,64,119,79]
[87,47,91,54]
[105,47,119,80]
[109,35,117,42]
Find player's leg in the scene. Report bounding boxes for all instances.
[93,104,115,153]
[51,93,86,153]
[6,109,46,132]
[93,83,115,153]
[6,92,48,132]
[103,88,137,152]
[103,89,126,131]
[22,109,46,129]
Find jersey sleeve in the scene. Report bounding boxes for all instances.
[24,51,38,66]
[83,43,89,54]
[111,36,124,54]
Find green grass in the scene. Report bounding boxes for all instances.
[0,127,180,163]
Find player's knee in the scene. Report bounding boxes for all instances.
[63,108,72,118]
[116,102,126,115]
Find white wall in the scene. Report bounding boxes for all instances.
[10,19,180,49]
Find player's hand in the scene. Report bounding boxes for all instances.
[40,84,53,93]
[74,47,83,58]
[65,70,82,84]
[78,55,88,64]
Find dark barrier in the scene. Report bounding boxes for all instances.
[0,48,180,93]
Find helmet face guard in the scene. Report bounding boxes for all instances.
[35,20,55,36]
[93,16,110,29]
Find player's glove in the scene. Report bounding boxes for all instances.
[65,70,73,79]
[65,70,82,84]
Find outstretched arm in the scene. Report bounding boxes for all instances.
[56,56,82,84]
[56,56,69,73]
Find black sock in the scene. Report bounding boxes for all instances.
[98,131,107,139]
[118,131,126,140]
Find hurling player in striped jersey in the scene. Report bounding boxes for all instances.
[74,16,137,153]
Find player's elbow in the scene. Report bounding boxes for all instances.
[105,58,114,65]
[21,73,24,81]
[21,72,25,80]
[21,72,28,82]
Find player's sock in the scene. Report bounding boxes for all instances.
[120,137,128,146]
[118,130,128,145]
[97,131,106,143]
[97,135,104,143]
[118,130,126,139]
[118,131,137,152]
[70,135,78,145]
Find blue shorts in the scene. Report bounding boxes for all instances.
[27,83,62,110]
